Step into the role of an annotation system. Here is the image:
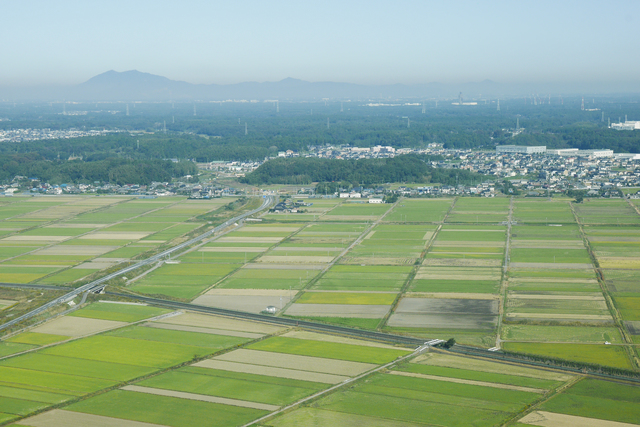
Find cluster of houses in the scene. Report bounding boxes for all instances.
[271,199,314,213]
[0,128,120,143]
[1,177,239,198]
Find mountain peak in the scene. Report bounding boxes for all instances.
[82,70,172,86]
[278,77,307,84]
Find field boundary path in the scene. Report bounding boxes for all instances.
[495,196,513,349]
[380,196,456,329]
[0,196,275,333]
[570,201,639,370]
[193,217,311,298]
[626,198,640,216]
[499,374,584,426]
[277,199,400,313]
[239,344,425,427]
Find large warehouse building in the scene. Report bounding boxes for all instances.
[496,145,547,154]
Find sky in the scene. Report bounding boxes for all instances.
[2,0,639,87]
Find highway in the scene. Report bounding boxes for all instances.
[106,292,640,384]
[0,196,274,332]
[0,283,71,291]
[106,292,425,347]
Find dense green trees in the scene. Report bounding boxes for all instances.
[0,154,195,185]
[2,98,639,186]
[240,155,488,186]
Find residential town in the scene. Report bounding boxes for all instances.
[3,141,640,199]
[0,128,122,143]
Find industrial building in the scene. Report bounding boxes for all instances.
[496,145,546,154]
[546,148,613,158]
[547,148,579,156]
[611,121,640,131]
[577,149,614,158]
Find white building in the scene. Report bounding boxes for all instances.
[577,149,614,158]
[547,148,579,156]
[611,121,640,131]
[496,145,546,154]
[368,198,383,204]
[614,153,640,160]
[339,192,362,198]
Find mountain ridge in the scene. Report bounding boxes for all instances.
[1,70,636,101]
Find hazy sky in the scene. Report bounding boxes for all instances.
[2,0,639,86]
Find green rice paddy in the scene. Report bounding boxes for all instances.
[68,302,171,322]
[66,390,267,427]
[503,342,633,369]
[247,336,409,364]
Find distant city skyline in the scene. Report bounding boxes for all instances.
[2,0,640,89]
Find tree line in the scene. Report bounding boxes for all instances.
[240,155,488,186]
[0,154,195,185]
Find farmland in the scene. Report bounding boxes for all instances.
[1,195,640,426]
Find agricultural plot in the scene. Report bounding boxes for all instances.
[67,200,173,224]
[388,297,499,330]
[278,222,364,255]
[384,198,454,223]
[523,378,640,426]
[411,266,502,294]
[510,248,591,265]
[64,389,268,427]
[0,198,69,222]
[67,301,171,322]
[273,351,640,427]
[342,224,433,265]
[135,367,326,407]
[500,324,623,343]
[129,263,239,299]
[413,352,573,383]
[321,202,390,221]
[0,197,230,289]
[411,224,505,313]
[574,199,640,225]
[503,342,633,370]
[425,225,506,266]
[216,266,320,290]
[189,224,323,311]
[446,197,510,223]
[246,336,410,364]
[0,266,63,284]
[312,265,412,292]
[500,216,623,365]
[18,197,129,221]
[581,225,640,339]
[193,289,294,314]
[214,346,379,376]
[503,294,611,322]
[0,310,249,425]
[11,314,408,427]
[152,312,285,336]
[31,315,127,337]
[585,226,640,268]
[39,328,245,369]
[512,199,576,224]
[271,365,543,427]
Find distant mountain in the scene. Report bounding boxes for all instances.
[0,70,513,101]
[1,70,637,101]
[71,70,196,101]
